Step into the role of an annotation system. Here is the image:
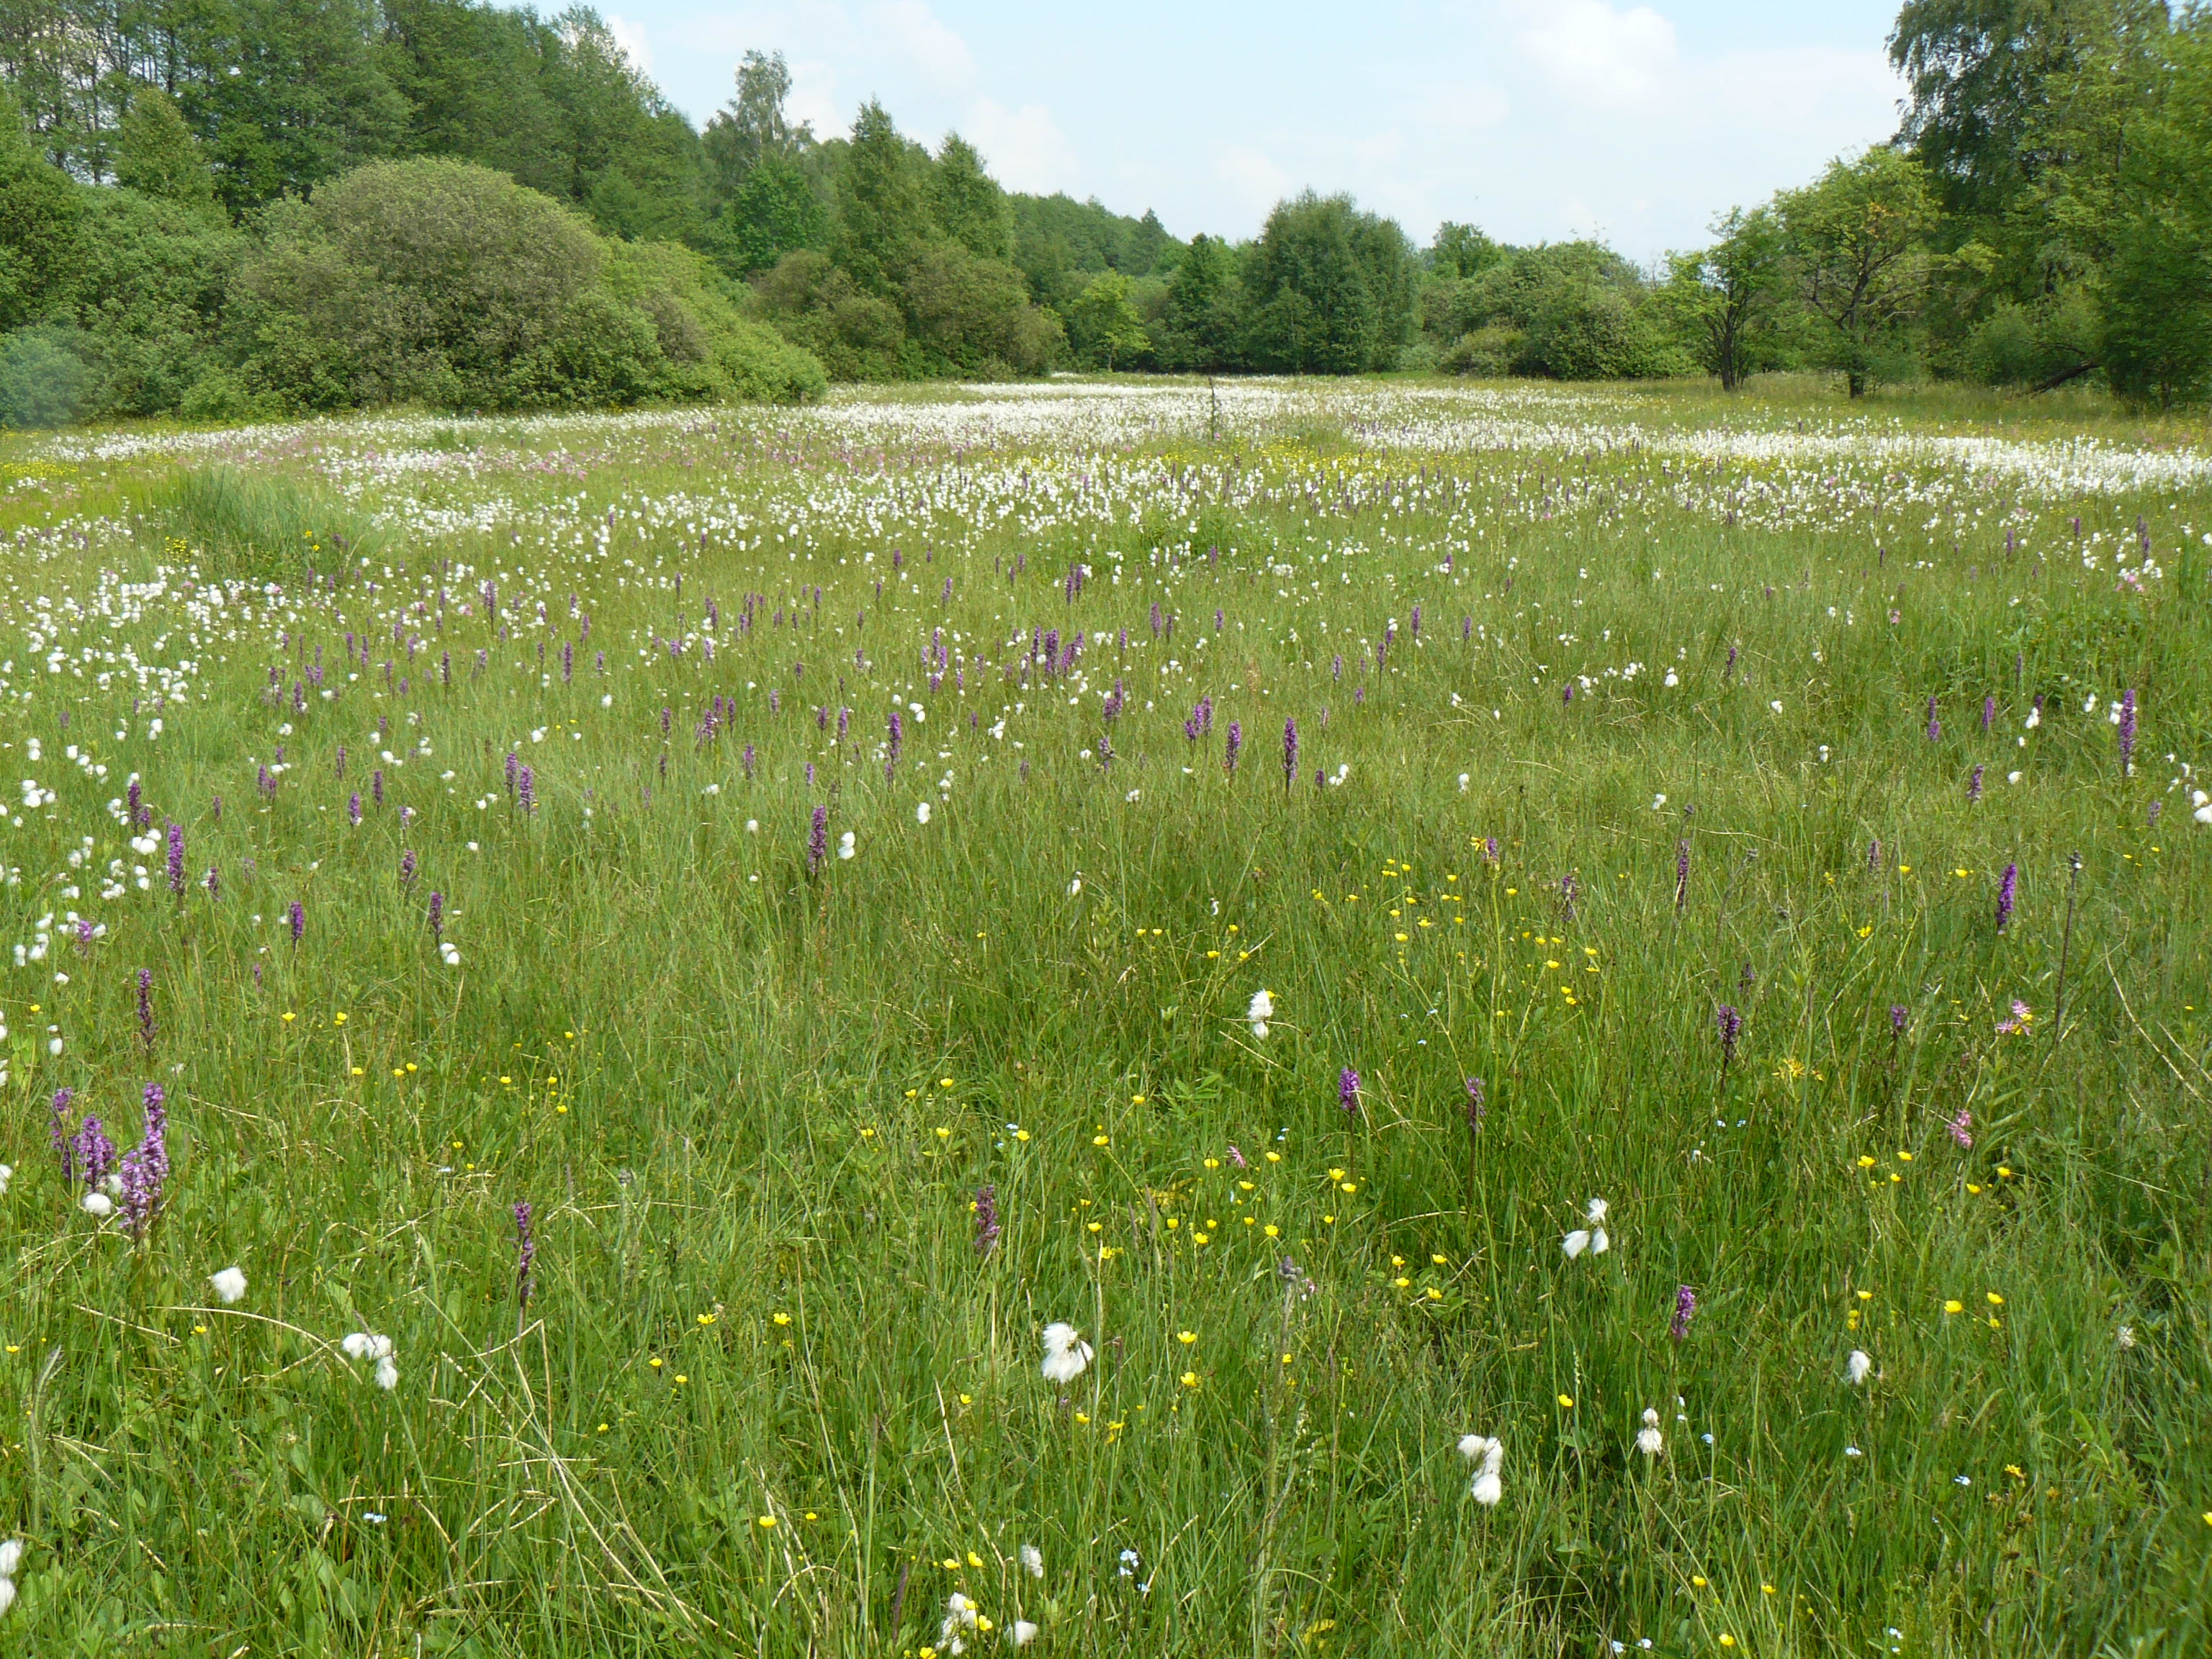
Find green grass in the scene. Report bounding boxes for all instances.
[0,377,2207,1657]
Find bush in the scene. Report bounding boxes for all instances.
[233,156,824,412]
[0,326,93,426]
[1514,282,1692,380]
[754,251,907,381]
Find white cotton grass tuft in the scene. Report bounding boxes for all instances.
[1040,1321,1092,1385]
[1563,1197,1610,1258]
[1636,1407,1664,1457]
[1012,1619,1039,1646]
[1020,1543,1043,1578]
[939,1591,979,1654]
[82,1191,114,1218]
[1457,1433,1504,1505]
[0,1164,11,1195]
[1847,1349,1872,1385]
[914,801,931,824]
[837,830,856,860]
[343,1331,400,1389]
[210,1266,248,1304]
[0,1537,20,1618]
[1246,988,1274,1038]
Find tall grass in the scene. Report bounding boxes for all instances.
[0,382,2206,1656]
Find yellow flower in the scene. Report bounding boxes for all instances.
[1720,1637,1736,1649]
[649,1357,663,1369]
[1857,1155,1876,1169]
[772,1312,791,1326]
[966,1552,983,1568]
[1177,1331,1197,1344]
[281,1011,296,1023]
[1691,1575,1707,1588]
[757,1514,776,1529]
[1557,1394,1574,1408]
[1944,1300,1964,1315]
[1987,1292,2004,1305]
[697,1313,716,1326]
[1179,1371,1199,1388]
[333,1012,348,1025]
[1093,1134,1110,1146]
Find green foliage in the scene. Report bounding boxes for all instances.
[1066,270,1148,371]
[1424,241,1685,382]
[0,81,83,333]
[832,100,935,295]
[230,157,820,412]
[1149,233,1244,372]
[0,323,90,426]
[752,249,907,382]
[899,241,1061,378]
[114,86,219,213]
[1245,192,1413,374]
[1430,220,1504,279]
[2100,14,2212,405]
[1776,148,1939,396]
[1653,208,1786,390]
[65,187,243,418]
[931,134,1015,263]
[701,152,828,276]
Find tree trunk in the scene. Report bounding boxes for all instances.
[1847,369,1866,398]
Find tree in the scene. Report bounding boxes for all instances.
[1776,148,1937,396]
[702,49,803,198]
[1659,207,1785,390]
[116,86,219,214]
[832,100,935,293]
[931,133,1013,261]
[1154,232,1243,371]
[705,151,827,274]
[1244,192,1412,374]
[1068,269,1148,369]
[1431,221,1503,279]
[0,81,82,332]
[2100,12,2212,404]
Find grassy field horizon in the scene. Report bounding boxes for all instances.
[0,374,2206,1656]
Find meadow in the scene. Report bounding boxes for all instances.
[0,373,2208,1657]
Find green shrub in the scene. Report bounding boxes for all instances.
[0,325,93,426]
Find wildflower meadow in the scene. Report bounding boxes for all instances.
[1,376,2208,1655]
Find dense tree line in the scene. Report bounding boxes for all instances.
[3,0,2211,423]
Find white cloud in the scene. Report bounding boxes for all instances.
[604,12,655,76]
[1514,0,1677,111]
[863,0,974,89]
[967,99,1078,194]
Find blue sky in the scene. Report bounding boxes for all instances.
[602,0,1908,260]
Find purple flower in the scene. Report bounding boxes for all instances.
[2118,688,2136,775]
[1925,696,1941,742]
[1715,1004,1743,1069]
[1465,1077,1485,1133]
[505,751,519,799]
[1339,1067,1361,1115]
[428,890,444,938]
[75,1115,115,1190]
[887,709,903,778]
[117,1084,169,1237]
[335,745,347,779]
[1890,1004,1908,1035]
[399,850,416,886]
[516,1202,536,1305]
[1225,721,1241,775]
[1671,1285,1697,1341]
[137,967,156,1052]
[349,791,362,826]
[518,765,535,814]
[974,1184,1001,1256]
[372,768,385,807]
[1674,840,1690,912]
[1982,695,1995,732]
[288,899,304,946]
[808,805,828,873]
[1282,719,1298,793]
[204,866,219,898]
[1483,837,1499,866]
[1948,1107,1973,1149]
[128,778,145,828]
[1868,837,1882,872]
[166,822,184,894]
[1995,862,2017,932]
[1968,765,1984,801]
[50,1086,73,1182]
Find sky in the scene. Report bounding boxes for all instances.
[601,0,1910,261]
